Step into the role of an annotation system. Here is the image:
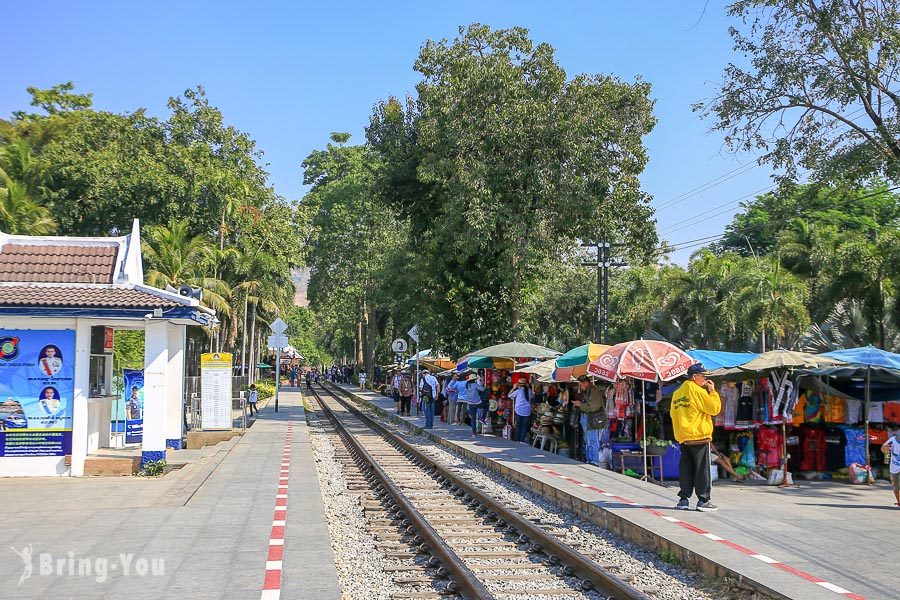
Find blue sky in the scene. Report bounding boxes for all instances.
[3,1,773,264]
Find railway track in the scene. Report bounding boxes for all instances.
[308,384,657,600]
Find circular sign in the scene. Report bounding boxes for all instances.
[391,338,408,353]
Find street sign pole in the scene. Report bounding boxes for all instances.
[269,318,289,413]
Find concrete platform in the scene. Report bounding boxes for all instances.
[335,384,899,600]
[0,391,341,599]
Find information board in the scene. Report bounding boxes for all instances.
[0,329,75,457]
[201,353,232,429]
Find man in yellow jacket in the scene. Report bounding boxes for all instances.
[671,363,721,512]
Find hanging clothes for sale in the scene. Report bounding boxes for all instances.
[736,381,754,429]
[720,383,738,428]
[799,427,826,471]
[791,393,807,424]
[614,379,634,419]
[844,399,862,425]
[824,426,846,472]
[844,427,868,466]
[786,426,804,472]
[756,426,783,468]
[868,401,885,423]
[605,385,616,419]
[824,394,846,423]
[804,391,823,423]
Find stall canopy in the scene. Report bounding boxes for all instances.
[553,343,611,381]
[515,358,556,380]
[461,341,559,360]
[737,349,843,374]
[686,349,757,371]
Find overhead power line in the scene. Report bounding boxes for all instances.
[654,184,900,258]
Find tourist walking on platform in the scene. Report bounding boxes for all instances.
[445,373,462,428]
[419,369,439,429]
[510,379,532,443]
[574,376,607,465]
[247,384,259,416]
[305,370,312,391]
[672,363,721,512]
[463,373,486,435]
[392,371,402,413]
[398,372,414,416]
[881,429,900,508]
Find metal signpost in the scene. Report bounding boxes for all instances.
[408,325,420,408]
[269,317,289,412]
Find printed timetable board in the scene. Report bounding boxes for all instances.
[201,353,232,429]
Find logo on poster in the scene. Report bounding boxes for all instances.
[0,336,20,361]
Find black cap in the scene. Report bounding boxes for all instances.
[577,375,590,382]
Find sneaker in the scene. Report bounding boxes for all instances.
[675,498,690,510]
[696,501,718,512]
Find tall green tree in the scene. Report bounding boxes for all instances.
[368,24,658,352]
[696,0,900,185]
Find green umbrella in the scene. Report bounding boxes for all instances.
[463,341,559,360]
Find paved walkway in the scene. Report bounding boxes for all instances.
[339,384,899,600]
[0,391,340,600]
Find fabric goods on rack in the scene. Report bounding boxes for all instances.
[844,399,862,425]
[799,427,826,472]
[844,427,868,467]
[756,426,783,468]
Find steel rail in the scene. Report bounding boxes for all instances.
[310,387,495,600]
[323,384,652,600]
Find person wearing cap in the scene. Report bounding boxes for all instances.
[672,363,722,512]
[463,373,486,435]
[509,378,532,443]
[575,375,607,465]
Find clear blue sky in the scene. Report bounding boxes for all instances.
[3,0,773,264]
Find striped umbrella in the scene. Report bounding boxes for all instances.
[553,343,611,381]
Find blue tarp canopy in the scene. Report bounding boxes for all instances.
[685,349,758,370]
[821,346,900,370]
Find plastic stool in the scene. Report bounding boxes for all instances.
[532,434,558,453]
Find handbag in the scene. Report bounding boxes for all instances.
[587,411,607,430]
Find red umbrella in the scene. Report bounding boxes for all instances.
[588,339,695,382]
[587,339,697,481]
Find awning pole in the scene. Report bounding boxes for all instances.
[864,365,871,475]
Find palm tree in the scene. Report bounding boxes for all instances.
[729,255,810,350]
[141,218,232,316]
[0,173,57,235]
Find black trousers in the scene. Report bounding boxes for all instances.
[679,442,712,503]
[400,396,411,415]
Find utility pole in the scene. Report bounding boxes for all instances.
[581,237,627,344]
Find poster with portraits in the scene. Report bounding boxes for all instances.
[0,329,75,457]
[123,369,144,444]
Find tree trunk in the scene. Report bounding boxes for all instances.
[241,295,249,376]
[356,319,364,376]
[249,304,258,383]
[366,304,377,380]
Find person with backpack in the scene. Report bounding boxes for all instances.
[419,368,439,429]
[398,373,414,416]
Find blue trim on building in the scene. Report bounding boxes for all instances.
[165,438,183,450]
[0,305,213,326]
[140,450,166,468]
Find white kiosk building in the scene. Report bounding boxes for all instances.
[0,220,214,476]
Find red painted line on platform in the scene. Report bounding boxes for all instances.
[260,411,295,600]
[527,463,864,599]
